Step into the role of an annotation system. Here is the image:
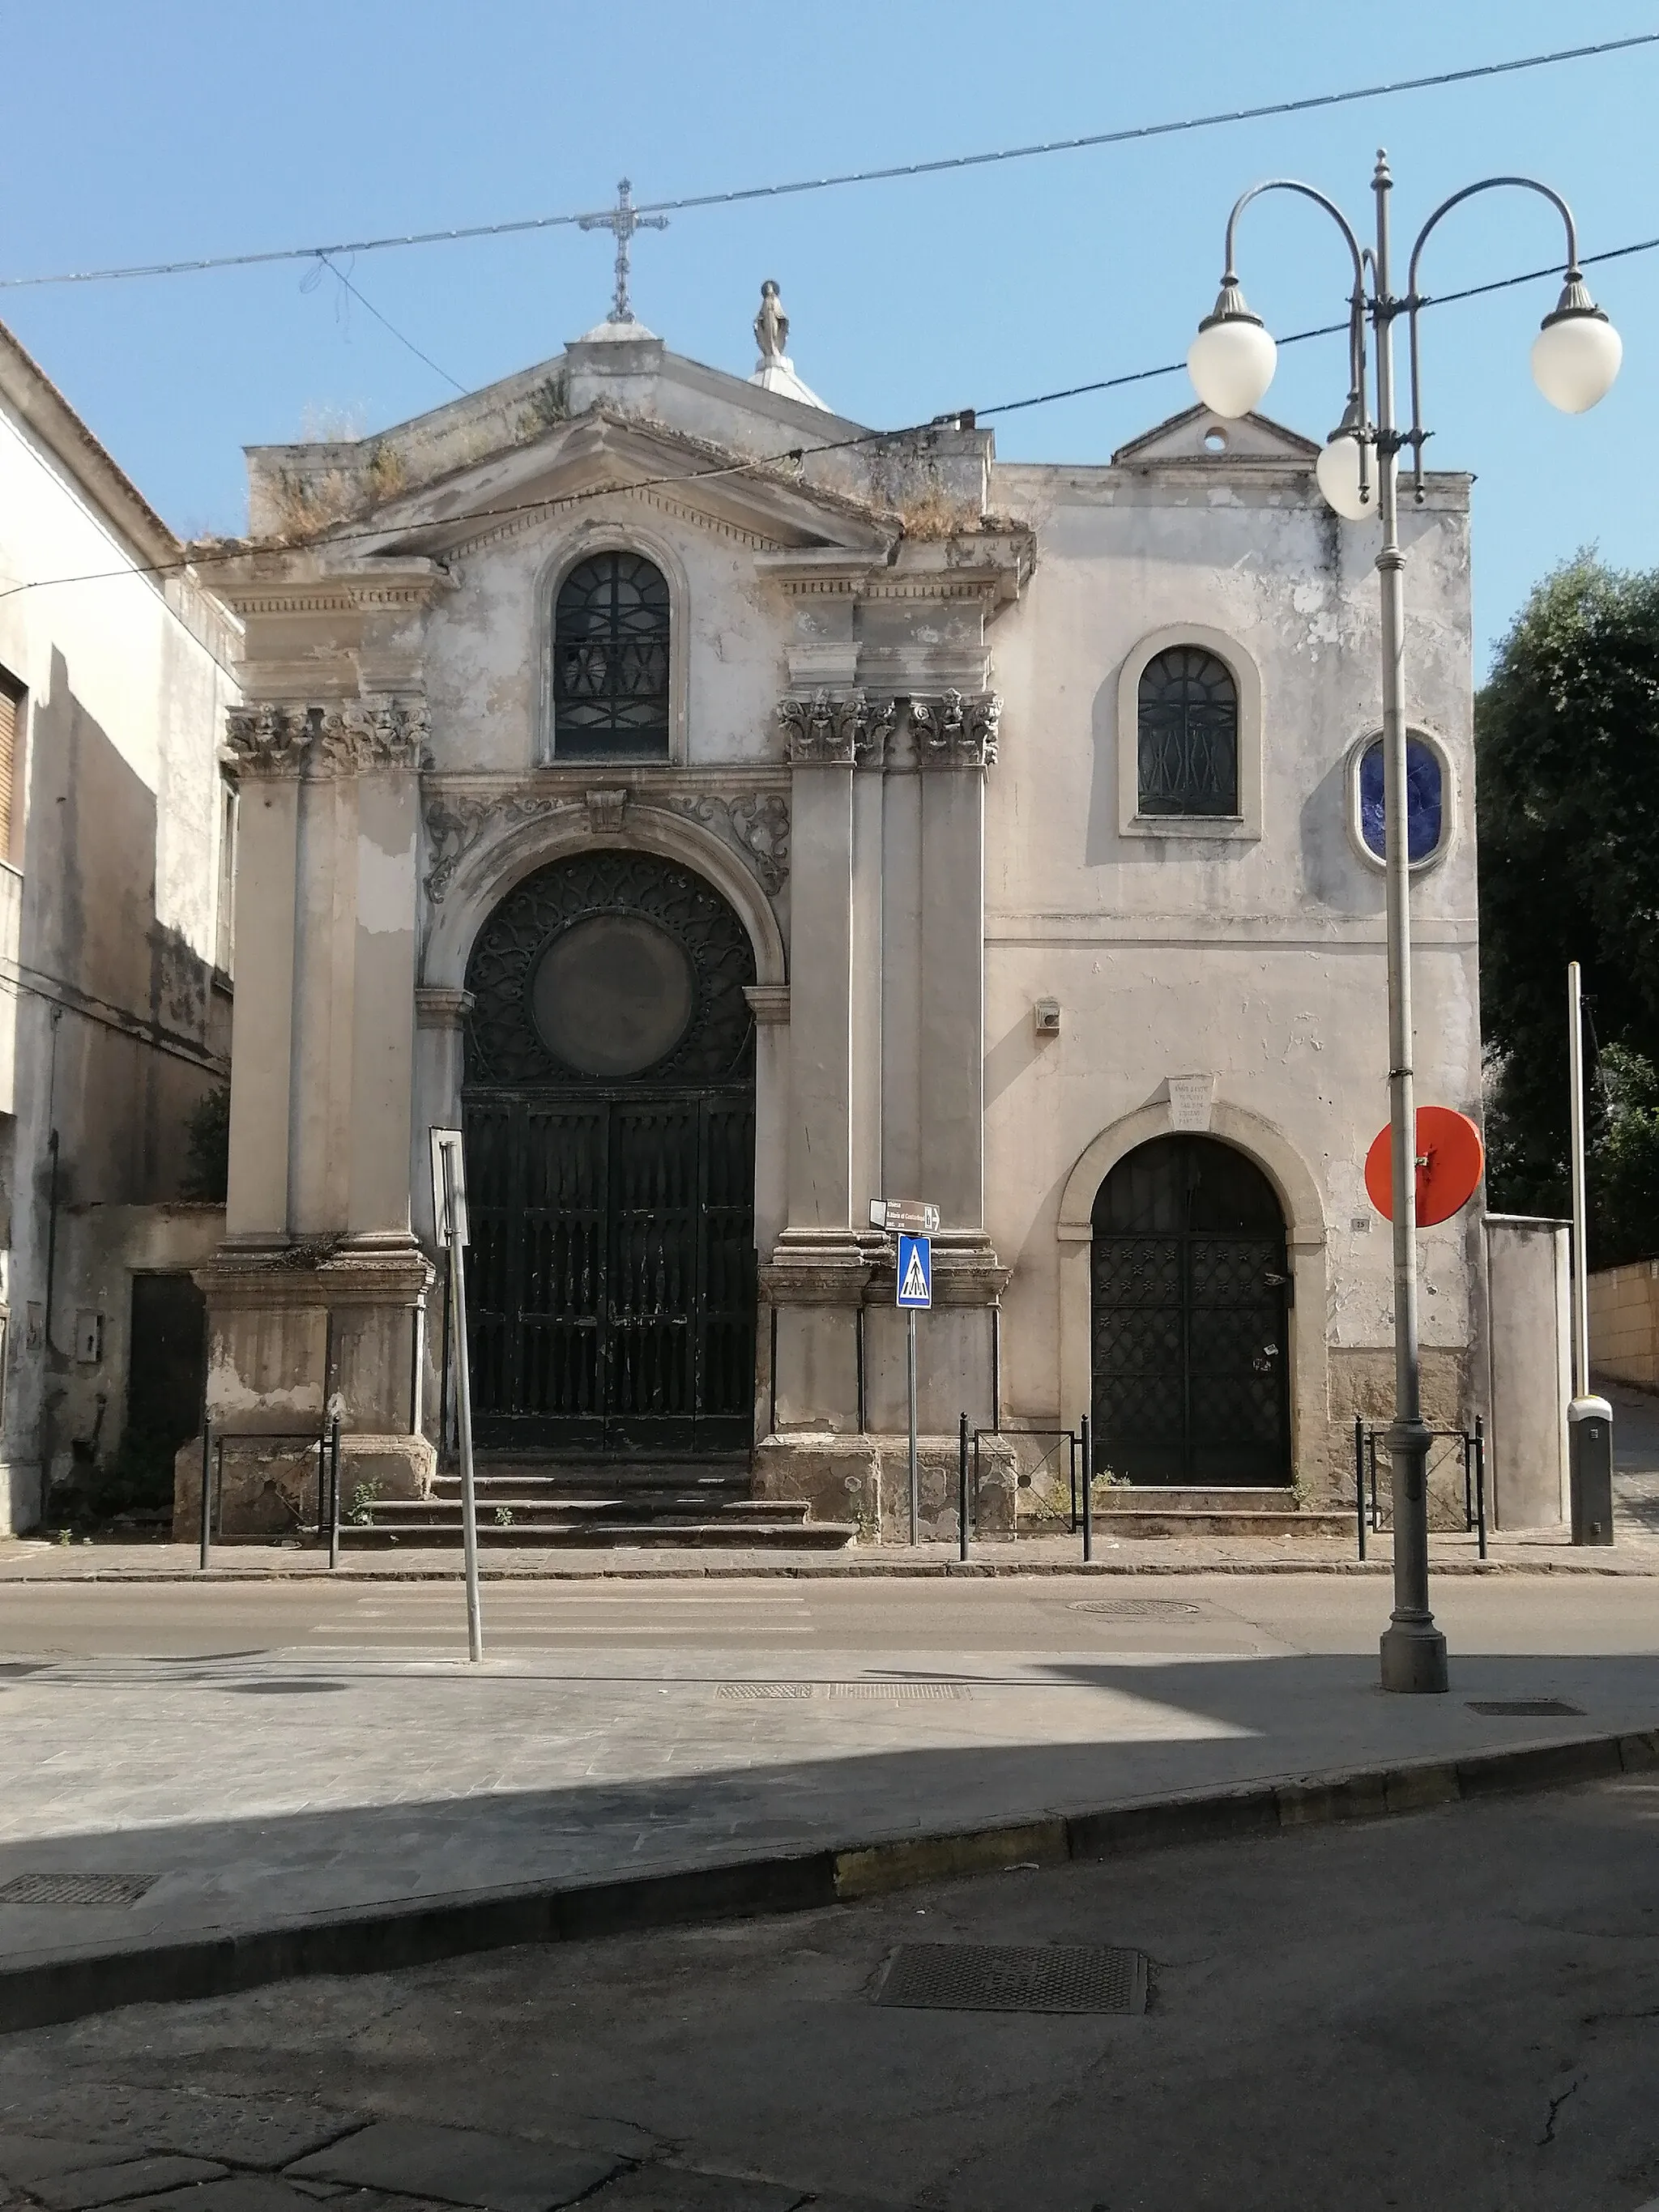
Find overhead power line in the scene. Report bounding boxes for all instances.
[1,224,1653,608]
[1,32,1653,292]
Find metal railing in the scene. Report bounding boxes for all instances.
[1354,1415,1486,1562]
[960,1417,1096,1562]
[197,1417,342,1571]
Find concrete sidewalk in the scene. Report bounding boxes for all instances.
[0,1571,1657,2027]
[3,1523,1658,1579]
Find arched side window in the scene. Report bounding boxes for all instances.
[552,551,671,761]
[1117,625,1262,842]
[1136,647,1239,818]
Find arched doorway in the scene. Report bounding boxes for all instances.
[463,850,757,1453]
[1091,1135,1291,1485]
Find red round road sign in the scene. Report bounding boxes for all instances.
[1364,1107,1485,1227]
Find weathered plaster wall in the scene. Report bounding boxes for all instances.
[0,353,238,1532]
[983,433,1481,1494]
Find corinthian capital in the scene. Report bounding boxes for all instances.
[911,689,1002,769]
[225,697,429,778]
[777,688,897,767]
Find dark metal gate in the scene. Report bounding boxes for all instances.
[1090,1135,1290,1485]
[464,1090,755,1451]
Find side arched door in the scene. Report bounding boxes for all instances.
[1090,1135,1291,1485]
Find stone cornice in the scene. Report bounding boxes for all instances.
[211,563,453,620]
[226,698,429,778]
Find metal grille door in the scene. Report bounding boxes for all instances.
[1090,1136,1290,1485]
[464,1092,754,1451]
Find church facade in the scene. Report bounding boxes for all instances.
[191,297,1481,1536]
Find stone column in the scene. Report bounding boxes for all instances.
[182,701,435,1538]
[864,693,1008,1472]
[761,693,891,1453]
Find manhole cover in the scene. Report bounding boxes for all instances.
[1069,1600,1205,1619]
[876,1942,1147,2015]
[717,1682,812,1700]
[1466,1698,1586,1718]
[0,1871,160,1908]
[224,1681,349,1696]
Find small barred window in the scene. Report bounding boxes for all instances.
[552,552,671,761]
[1136,648,1239,818]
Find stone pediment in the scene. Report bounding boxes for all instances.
[1111,403,1320,467]
[249,407,898,568]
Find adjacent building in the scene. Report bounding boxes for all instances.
[0,321,238,1536]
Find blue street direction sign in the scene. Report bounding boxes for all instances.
[896,1234,932,1310]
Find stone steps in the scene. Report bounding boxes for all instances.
[340,1456,855,1550]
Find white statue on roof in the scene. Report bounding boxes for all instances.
[748,280,828,411]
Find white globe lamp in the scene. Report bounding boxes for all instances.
[1316,427,1374,522]
[1532,279,1623,414]
[1188,283,1277,419]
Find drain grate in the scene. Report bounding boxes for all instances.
[1466,1698,1586,1718]
[828,1681,969,1701]
[716,1681,970,1702]
[877,1942,1147,2015]
[1068,1599,1204,1619]
[0,1871,160,1908]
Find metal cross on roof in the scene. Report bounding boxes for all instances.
[578,178,668,325]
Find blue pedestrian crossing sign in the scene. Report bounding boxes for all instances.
[896,1233,932,1310]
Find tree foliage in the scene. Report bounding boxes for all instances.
[1478,554,1659,1262]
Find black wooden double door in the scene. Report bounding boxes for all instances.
[464,1089,756,1451]
[1090,1136,1291,1486]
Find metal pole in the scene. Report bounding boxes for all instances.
[1373,151,1448,1694]
[1567,961,1591,1398]
[327,1415,342,1572]
[1081,1413,1094,1562]
[198,1416,213,1571]
[957,1411,969,1562]
[1481,1427,1492,1557]
[907,1306,919,1547]
[442,1143,484,1663]
[1355,1414,1367,1560]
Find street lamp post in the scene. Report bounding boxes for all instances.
[1188,151,1622,1694]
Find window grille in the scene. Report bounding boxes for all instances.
[1136,648,1239,817]
[552,552,671,761]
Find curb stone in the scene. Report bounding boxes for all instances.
[0,1725,1652,2035]
[2,1556,1657,1583]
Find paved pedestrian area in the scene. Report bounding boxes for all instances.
[0,1575,1655,1987]
[2,1773,1657,2209]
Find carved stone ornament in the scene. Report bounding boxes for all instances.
[910,689,1002,769]
[423,791,574,904]
[586,789,629,836]
[664,792,791,894]
[777,688,897,767]
[226,699,429,778]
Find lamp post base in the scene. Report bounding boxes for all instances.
[1380,1618,1449,1694]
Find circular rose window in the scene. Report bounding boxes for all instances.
[530,914,695,1078]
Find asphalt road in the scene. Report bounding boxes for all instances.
[1,1771,1656,2211]
[1,1569,1657,1659]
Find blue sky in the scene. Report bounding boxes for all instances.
[2,0,1653,664]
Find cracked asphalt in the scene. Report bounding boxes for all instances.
[2,1771,1656,2211]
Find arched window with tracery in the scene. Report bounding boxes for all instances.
[552,551,672,761]
[1136,646,1239,817]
